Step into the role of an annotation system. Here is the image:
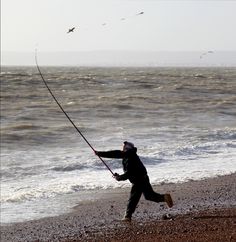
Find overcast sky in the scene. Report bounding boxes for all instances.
[1,0,236,66]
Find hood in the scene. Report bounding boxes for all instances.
[124,147,137,156]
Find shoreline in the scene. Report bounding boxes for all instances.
[1,173,236,241]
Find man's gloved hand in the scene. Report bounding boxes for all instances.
[113,173,121,181]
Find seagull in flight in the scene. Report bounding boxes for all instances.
[67,27,75,33]
[200,50,214,59]
[137,11,144,15]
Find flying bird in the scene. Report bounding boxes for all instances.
[200,51,214,59]
[137,11,144,15]
[67,27,75,33]
[120,11,144,22]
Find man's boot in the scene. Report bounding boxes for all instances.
[164,194,173,208]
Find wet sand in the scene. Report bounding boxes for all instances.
[1,173,236,242]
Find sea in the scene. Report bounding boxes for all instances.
[1,66,236,224]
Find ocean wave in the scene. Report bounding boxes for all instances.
[113,104,134,110]
[1,189,64,203]
[1,132,65,147]
[203,130,236,142]
[141,156,167,166]
[51,163,88,172]
[193,74,207,79]
[1,183,114,203]
[174,145,217,157]
[1,121,98,142]
[49,155,167,175]
[174,138,235,159]
[219,111,236,116]
[0,163,45,180]
[49,158,120,173]
[1,174,117,203]
[1,124,41,131]
[1,133,26,142]
[1,72,31,77]
[70,183,115,192]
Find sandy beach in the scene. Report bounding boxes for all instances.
[1,173,236,242]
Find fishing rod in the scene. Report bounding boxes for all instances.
[35,50,114,176]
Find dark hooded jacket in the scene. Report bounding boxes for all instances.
[96,147,147,184]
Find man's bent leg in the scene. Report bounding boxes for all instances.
[143,177,165,203]
[143,177,173,207]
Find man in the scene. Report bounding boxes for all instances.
[95,141,173,222]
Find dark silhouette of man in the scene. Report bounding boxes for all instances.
[95,141,173,222]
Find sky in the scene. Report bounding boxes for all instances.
[1,0,236,66]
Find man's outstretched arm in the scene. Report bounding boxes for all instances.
[95,150,124,159]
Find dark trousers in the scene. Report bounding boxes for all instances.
[126,176,164,217]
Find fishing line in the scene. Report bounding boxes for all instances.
[35,50,114,176]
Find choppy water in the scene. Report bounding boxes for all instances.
[1,66,236,223]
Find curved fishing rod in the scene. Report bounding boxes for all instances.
[35,50,114,176]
